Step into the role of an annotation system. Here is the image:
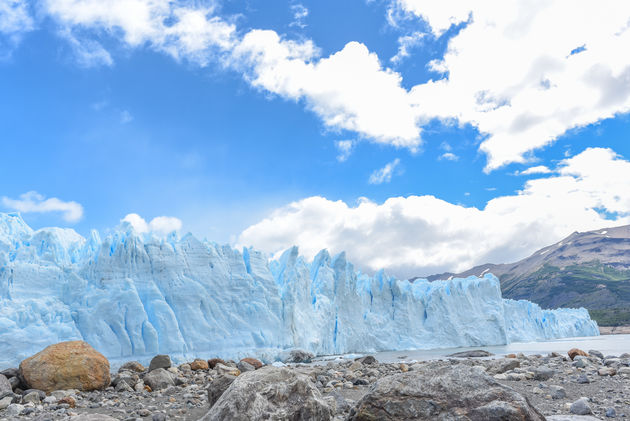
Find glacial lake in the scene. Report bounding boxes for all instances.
[313,334,630,363]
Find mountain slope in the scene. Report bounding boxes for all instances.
[425,225,630,325]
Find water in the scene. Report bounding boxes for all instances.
[313,334,630,363]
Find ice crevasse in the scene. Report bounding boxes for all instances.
[0,212,598,368]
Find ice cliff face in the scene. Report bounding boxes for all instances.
[0,213,599,368]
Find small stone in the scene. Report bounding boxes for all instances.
[190,359,209,371]
[598,367,616,376]
[617,367,630,376]
[550,385,566,400]
[286,349,315,364]
[207,358,227,369]
[240,358,263,370]
[568,348,589,360]
[533,366,555,381]
[22,391,40,404]
[570,397,593,415]
[0,396,13,409]
[576,374,590,384]
[214,363,240,377]
[152,413,167,421]
[399,363,409,372]
[0,374,12,394]
[43,395,57,404]
[149,355,171,372]
[118,361,146,373]
[59,396,76,408]
[6,403,24,416]
[588,350,604,359]
[446,350,493,358]
[573,358,588,368]
[348,361,362,371]
[354,355,377,365]
[606,407,617,418]
[236,361,255,373]
[505,353,517,358]
[143,368,176,391]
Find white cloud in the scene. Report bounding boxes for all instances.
[1,191,83,223]
[368,158,401,184]
[439,152,458,161]
[289,4,309,28]
[238,147,630,277]
[58,28,113,67]
[36,0,630,171]
[335,140,354,162]
[517,165,552,176]
[396,0,630,170]
[120,110,133,123]
[0,0,34,52]
[391,31,424,64]
[122,213,182,236]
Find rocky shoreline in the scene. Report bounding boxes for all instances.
[600,326,630,335]
[1,342,629,420]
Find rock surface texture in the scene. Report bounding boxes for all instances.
[18,341,110,392]
[201,367,332,421]
[348,365,544,420]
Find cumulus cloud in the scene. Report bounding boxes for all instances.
[122,213,182,236]
[27,0,630,171]
[368,158,401,184]
[1,191,83,223]
[390,31,424,64]
[517,165,553,176]
[238,147,630,278]
[289,4,309,28]
[0,0,34,53]
[439,152,458,161]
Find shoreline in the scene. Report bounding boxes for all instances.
[599,325,630,335]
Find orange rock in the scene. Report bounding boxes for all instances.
[19,341,110,392]
[240,358,263,370]
[190,359,209,371]
[568,348,589,360]
[505,354,517,359]
[208,358,226,369]
[144,385,152,393]
[58,396,76,408]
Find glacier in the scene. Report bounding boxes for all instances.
[0,212,598,368]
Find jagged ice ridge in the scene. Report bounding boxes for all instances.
[0,213,598,368]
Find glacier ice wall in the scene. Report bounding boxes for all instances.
[0,213,598,368]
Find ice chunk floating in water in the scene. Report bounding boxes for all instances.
[0,213,598,368]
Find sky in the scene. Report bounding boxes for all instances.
[2,0,630,278]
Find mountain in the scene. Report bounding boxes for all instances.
[0,212,598,368]
[425,225,630,326]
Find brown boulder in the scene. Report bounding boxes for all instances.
[240,358,263,369]
[208,358,226,369]
[19,341,110,392]
[190,359,209,371]
[568,348,589,360]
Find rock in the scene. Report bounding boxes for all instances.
[588,350,604,359]
[533,366,555,381]
[349,361,362,371]
[576,374,590,384]
[348,365,544,421]
[208,358,227,369]
[143,368,176,391]
[487,358,521,374]
[215,363,240,377]
[286,349,315,363]
[0,368,19,378]
[19,341,110,392]
[573,358,588,368]
[69,415,118,421]
[505,353,517,358]
[240,358,263,369]
[201,367,332,421]
[152,414,167,421]
[206,374,237,407]
[118,361,145,373]
[354,355,377,365]
[606,407,617,418]
[550,385,566,399]
[568,348,589,360]
[570,397,593,415]
[0,374,11,394]
[547,417,601,421]
[190,359,209,371]
[6,403,24,416]
[619,353,630,358]
[237,361,255,373]
[598,367,616,376]
[0,396,13,409]
[148,355,171,372]
[617,367,630,375]
[447,350,494,358]
[22,390,40,404]
[59,396,76,408]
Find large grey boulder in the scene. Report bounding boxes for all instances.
[201,367,331,421]
[148,355,171,372]
[0,375,11,394]
[348,364,544,421]
[143,368,175,391]
[286,349,315,363]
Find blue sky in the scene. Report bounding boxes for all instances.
[2,0,630,277]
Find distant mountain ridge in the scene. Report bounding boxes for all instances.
[424,225,630,326]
